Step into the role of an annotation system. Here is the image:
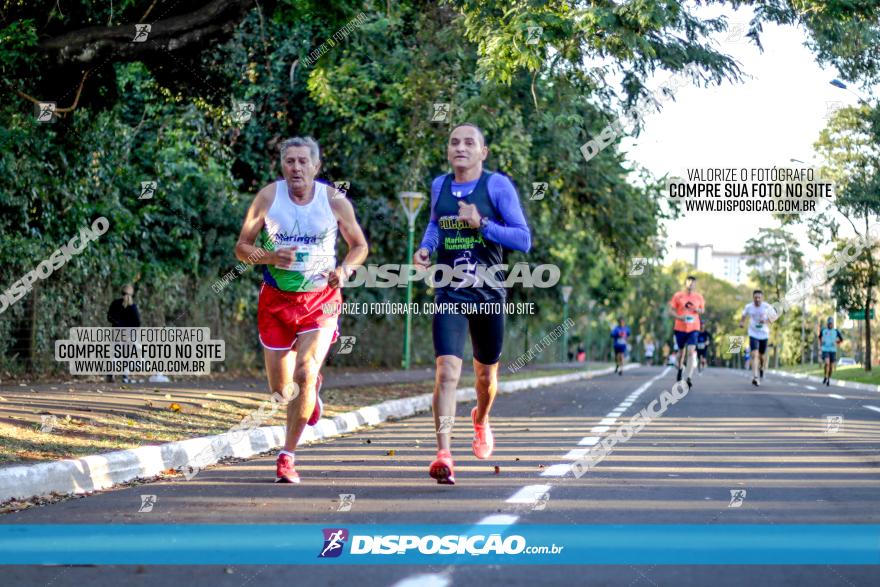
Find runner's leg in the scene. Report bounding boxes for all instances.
[285,328,335,452]
[685,344,697,379]
[472,359,498,425]
[434,355,463,452]
[263,347,297,450]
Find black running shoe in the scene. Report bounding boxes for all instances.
[752,377,759,387]
[686,377,693,389]
[677,368,683,382]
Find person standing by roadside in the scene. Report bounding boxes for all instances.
[107,284,141,383]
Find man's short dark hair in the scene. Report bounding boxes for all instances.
[451,122,487,146]
[686,275,696,281]
[753,289,763,295]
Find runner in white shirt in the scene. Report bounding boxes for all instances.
[737,290,778,387]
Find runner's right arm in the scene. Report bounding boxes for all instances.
[415,177,444,267]
[234,184,294,267]
[667,296,685,321]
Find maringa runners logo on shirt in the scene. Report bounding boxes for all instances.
[319,528,349,558]
[438,215,472,230]
[274,232,321,245]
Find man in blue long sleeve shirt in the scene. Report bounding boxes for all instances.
[413,123,531,485]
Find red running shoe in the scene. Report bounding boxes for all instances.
[429,449,455,485]
[471,407,494,459]
[275,452,300,484]
[307,373,324,426]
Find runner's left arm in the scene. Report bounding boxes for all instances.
[483,174,531,252]
[329,191,369,288]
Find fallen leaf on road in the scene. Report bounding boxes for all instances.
[169,403,182,412]
[538,464,545,469]
[164,393,172,399]
[494,466,500,474]
[386,449,395,456]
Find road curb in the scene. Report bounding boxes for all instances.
[0,365,628,502]
[767,369,880,393]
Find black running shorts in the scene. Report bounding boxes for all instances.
[432,296,505,364]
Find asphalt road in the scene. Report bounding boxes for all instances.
[4,366,880,586]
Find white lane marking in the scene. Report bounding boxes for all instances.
[477,514,519,525]
[606,411,624,417]
[506,484,553,504]
[541,464,571,477]
[598,417,617,426]
[787,382,798,387]
[591,425,610,434]
[864,405,880,414]
[806,385,817,390]
[578,436,601,446]
[619,402,633,408]
[828,394,846,400]
[564,448,589,459]
[390,575,451,587]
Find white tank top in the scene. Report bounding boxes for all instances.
[260,180,337,292]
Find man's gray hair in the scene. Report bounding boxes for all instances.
[279,136,321,164]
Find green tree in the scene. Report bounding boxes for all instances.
[814,104,880,370]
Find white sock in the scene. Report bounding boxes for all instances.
[279,450,295,460]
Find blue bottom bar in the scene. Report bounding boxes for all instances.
[0,525,878,565]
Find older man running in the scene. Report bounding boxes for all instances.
[235,136,368,483]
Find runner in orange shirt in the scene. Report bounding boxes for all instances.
[667,275,705,389]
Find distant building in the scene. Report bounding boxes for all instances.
[670,242,750,285]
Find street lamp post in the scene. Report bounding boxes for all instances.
[830,79,871,106]
[586,299,596,363]
[561,286,573,362]
[398,191,425,370]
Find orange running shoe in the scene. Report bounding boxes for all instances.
[471,407,494,459]
[429,449,456,485]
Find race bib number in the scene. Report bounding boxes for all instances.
[616,337,625,345]
[684,315,695,323]
[754,323,764,330]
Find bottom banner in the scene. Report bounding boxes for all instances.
[0,524,878,565]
